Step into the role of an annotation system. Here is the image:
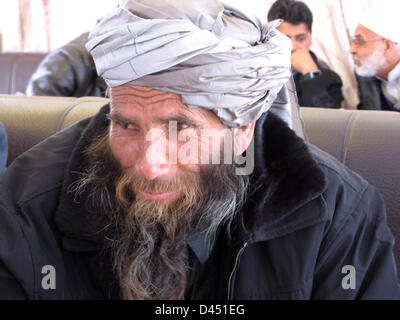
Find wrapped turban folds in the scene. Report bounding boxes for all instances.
[86,0,292,127]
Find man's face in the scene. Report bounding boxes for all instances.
[77,84,252,300]
[108,85,243,205]
[350,24,387,77]
[277,22,312,53]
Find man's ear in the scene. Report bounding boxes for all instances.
[385,39,396,53]
[232,121,256,155]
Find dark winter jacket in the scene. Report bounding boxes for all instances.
[356,74,400,111]
[0,105,399,300]
[25,32,106,97]
[293,51,343,109]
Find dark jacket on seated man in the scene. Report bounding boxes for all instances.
[25,33,106,97]
[356,74,400,111]
[0,106,399,299]
[293,51,343,108]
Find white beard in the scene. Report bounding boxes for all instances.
[354,47,386,77]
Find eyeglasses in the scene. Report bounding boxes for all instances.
[350,35,385,47]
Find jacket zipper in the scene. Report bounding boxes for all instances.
[227,241,248,300]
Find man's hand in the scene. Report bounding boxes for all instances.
[291,49,319,75]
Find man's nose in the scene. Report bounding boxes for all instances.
[349,42,357,54]
[290,38,298,52]
[136,130,174,180]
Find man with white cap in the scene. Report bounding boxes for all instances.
[350,7,400,111]
[0,0,399,300]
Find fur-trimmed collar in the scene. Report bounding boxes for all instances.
[54,105,327,252]
[238,111,327,244]
[252,111,326,221]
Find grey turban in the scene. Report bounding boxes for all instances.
[86,0,292,127]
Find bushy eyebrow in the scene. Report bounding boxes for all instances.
[107,112,134,124]
[294,33,308,40]
[355,34,365,41]
[106,112,198,127]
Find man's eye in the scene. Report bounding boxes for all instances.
[177,123,190,131]
[121,122,140,131]
[296,37,306,42]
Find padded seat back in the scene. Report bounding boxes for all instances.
[0,53,46,95]
[0,95,107,166]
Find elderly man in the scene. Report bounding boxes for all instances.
[0,0,399,300]
[268,0,344,109]
[350,8,400,111]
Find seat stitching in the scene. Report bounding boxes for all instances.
[56,102,80,132]
[10,54,20,94]
[341,111,358,165]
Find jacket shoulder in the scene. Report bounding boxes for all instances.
[0,118,92,299]
[306,142,377,223]
[307,143,369,194]
[306,144,400,298]
[305,143,390,247]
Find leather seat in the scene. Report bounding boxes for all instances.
[0,95,108,165]
[0,95,399,281]
[0,53,46,95]
[301,107,400,281]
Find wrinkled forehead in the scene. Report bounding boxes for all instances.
[277,22,310,37]
[355,24,379,39]
[110,85,184,107]
[109,85,223,126]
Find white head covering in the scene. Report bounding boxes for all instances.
[359,4,400,44]
[86,0,292,127]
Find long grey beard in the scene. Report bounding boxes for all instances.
[69,132,249,300]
